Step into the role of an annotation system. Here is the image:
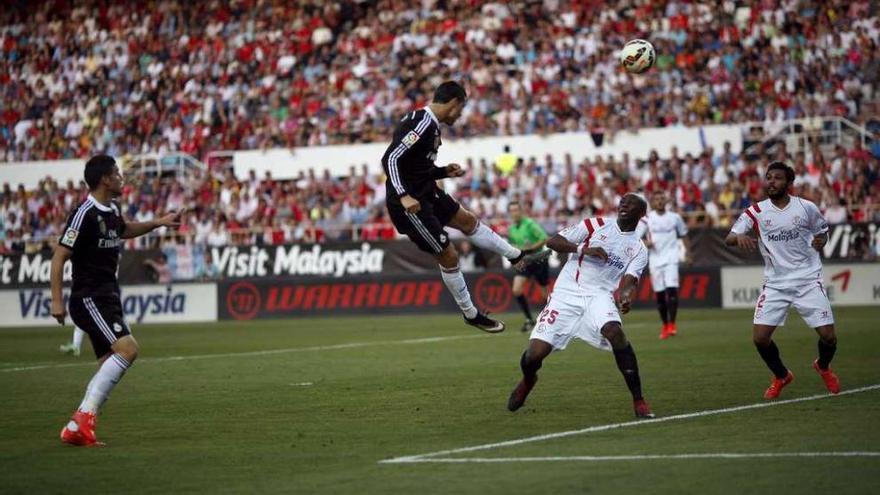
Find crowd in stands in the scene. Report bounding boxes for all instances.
[1,0,878,163]
[1,138,878,258]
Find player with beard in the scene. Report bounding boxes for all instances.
[726,162,840,399]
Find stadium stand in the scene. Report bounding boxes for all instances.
[0,1,878,253]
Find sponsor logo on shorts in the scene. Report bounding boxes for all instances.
[113,322,123,334]
[537,324,547,334]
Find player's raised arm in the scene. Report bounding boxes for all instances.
[432,163,465,180]
[122,209,184,239]
[548,219,608,261]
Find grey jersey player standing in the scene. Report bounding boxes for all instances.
[51,154,182,447]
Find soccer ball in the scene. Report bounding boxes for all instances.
[620,39,655,74]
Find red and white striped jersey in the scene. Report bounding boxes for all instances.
[730,196,828,287]
[554,217,648,296]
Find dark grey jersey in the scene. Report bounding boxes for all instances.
[381,108,449,203]
[59,196,126,297]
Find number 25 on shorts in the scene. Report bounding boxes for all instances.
[539,309,559,325]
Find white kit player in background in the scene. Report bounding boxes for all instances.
[507,194,656,419]
[59,327,86,357]
[726,162,840,400]
[636,191,689,340]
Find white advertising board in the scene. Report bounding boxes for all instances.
[0,284,217,327]
[721,264,880,309]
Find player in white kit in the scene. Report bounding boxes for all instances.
[726,162,840,400]
[636,191,689,339]
[507,194,655,418]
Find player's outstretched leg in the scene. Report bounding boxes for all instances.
[601,322,654,418]
[753,325,793,399]
[813,324,839,394]
[508,339,552,411]
[448,208,528,261]
[665,288,679,336]
[437,246,504,333]
[655,291,670,339]
[61,336,139,447]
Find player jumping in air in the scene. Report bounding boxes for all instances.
[636,191,689,339]
[726,161,840,399]
[382,81,546,333]
[507,194,655,418]
[507,202,550,332]
[51,155,182,446]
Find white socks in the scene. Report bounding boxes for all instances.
[467,221,521,259]
[440,265,479,319]
[72,327,84,352]
[78,354,131,414]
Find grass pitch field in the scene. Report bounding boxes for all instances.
[2,307,879,494]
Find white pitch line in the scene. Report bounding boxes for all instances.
[393,452,880,463]
[380,384,880,464]
[290,382,314,387]
[0,334,490,373]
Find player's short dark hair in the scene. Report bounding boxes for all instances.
[433,81,467,104]
[84,154,117,190]
[766,161,795,185]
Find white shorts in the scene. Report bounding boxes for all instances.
[754,281,834,328]
[529,291,619,352]
[649,263,679,291]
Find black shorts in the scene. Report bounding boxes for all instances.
[517,258,550,286]
[387,189,461,254]
[68,295,131,359]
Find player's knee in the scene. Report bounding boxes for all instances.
[818,328,837,346]
[601,323,627,348]
[753,333,772,347]
[655,292,667,305]
[437,246,460,269]
[520,350,542,373]
[459,210,478,234]
[665,288,678,303]
[115,337,139,363]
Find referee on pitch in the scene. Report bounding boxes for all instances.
[507,202,550,332]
